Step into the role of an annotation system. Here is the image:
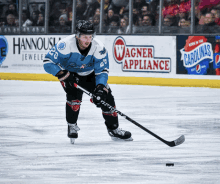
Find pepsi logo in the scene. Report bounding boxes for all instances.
[196,64,201,73]
[215,54,220,65]
[113,37,126,63]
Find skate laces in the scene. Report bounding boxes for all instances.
[69,124,80,133]
[113,128,126,136]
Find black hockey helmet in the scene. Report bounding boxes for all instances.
[75,20,95,36]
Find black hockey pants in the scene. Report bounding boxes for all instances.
[60,72,119,130]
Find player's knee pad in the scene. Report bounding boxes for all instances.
[66,100,81,124]
[103,108,119,130]
[102,108,118,117]
[66,100,81,112]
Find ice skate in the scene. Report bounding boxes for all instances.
[108,127,133,141]
[68,123,80,144]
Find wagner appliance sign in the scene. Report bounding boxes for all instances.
[113,36,171,73]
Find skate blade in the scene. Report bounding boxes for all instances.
[70,138,76,144]
[111,137,133,141]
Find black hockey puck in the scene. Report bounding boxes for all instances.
[166,163,174,166]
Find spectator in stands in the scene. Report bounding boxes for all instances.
[107,15,119,33]
[211,8,220,26]
[94,8,101,16]
[177,7,188,24]
[60,5,67,17]
[199,0,220,12]
[118,6,126,18]
[133,0,146,11]
[117,17,129,34]
[66,2,73,21]
[141,4,151,16]
[133,7,139,15]
[198,8,208,25]
[179,7,188,19]
[93,14,100,26]
[178,0,191,13]
[97,0,111,14]
[110,19,119,27]
[22,10,32,27]
[83,0,100,20]
[163,14,177,26]
[49,1,63,26]
[106,9,119,26]
[30,11,39,26]
[54,14,71,33]
[5,13,16,26]
[162,0,179,18]
[120,12,129,25]
[178,18,190,27]
[93,14,100,33]
[37,12,44,26]
[76,0,87,20]
[142,14,153,26]
[178,17,191,33]
[0,0,16,18]
[204,12,217,26]
[135,13,155,33]
[148,0,160,17]
[29,3,40,20]
[39,3,45,14]
[211,8,218,19]
[109,0,129,14]
[5,3,18,17]
[93,12,108,33]
[201,12,219,33]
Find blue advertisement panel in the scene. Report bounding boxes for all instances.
[177,35,220,75]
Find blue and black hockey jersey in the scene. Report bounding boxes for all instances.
[43,35,109,86]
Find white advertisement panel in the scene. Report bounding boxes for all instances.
[0,35,176,77]
[0,35,64,73]
[109,36,174,76]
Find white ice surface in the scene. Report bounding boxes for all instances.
[0,80,220,184]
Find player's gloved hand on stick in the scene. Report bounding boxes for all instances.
[93,84,108,108]
[56,70,77,92]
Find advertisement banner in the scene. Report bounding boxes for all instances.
[177,35,220,75]
[0,35,64,73]
[0,35,176,77]
[112,36,171,73]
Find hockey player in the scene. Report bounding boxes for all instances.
[43,20,133,144]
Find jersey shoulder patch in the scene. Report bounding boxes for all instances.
[57,42,66,50]
[56,35,76,55]
[93,38,107,59]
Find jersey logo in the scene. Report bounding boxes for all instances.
[99,47,106,55]
[80,64,86,69]
[57,42,66,50]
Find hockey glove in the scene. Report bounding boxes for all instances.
[56,70,77,92]
[93,84,108,108]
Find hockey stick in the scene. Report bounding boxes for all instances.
[74,83,185,147]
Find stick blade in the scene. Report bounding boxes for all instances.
[173,135,185,147]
